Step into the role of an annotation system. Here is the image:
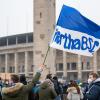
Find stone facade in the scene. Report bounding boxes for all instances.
[0,33,34,79]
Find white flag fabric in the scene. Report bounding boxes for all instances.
[50,4,100,56]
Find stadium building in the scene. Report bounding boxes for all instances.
[0,32,100,81]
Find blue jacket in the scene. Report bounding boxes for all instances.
[85,78,100,100]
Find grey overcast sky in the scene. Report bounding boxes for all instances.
[0,0,33,37]
[0,0,100,37]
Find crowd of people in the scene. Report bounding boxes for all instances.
[0,65,100,100]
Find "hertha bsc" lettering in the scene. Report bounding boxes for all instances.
[53,29,99,53]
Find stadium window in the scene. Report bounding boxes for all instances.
[17,35,26,44]
[67,63,70,70]
[71,62,77,70]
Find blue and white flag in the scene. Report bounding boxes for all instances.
[50,5,100,56]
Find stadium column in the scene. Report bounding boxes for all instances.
[78,55,82,80]
[63,51,67,78]
[34,0,55,79]
[83,57,87,70]
[26,35,28,43]
[7,38,8,46]
[5,54,8,73]
[93,52,97,73]
[15,53,18,74]
[16,36,18,44]
[25,51,28,76]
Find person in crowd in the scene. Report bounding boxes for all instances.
[39,79,57,100]
[32,83,40,100]
[0,77,2,100]
[20,74,27,85]
[29,82,41,100]
[62,81,69,100]
[52,76,63,100]
[1,65,44,100]
[46,74,53,81]
[67,80,83,100]
[81,82,89,100]
[3,80,9,87]
[85,72,100,100]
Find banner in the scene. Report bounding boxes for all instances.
[50,5,100,56]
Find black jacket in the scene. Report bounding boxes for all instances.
[85,78,100,100]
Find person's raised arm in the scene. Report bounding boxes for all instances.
[22,64,44,93]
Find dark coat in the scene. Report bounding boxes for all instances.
[2,72,41,100]
[85,78,100,100]
[20,75,27,85]
[52,80,63,95]
[39,79,57,100]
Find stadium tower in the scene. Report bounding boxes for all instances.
[33,0,56,79]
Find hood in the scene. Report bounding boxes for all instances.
[2,83,23,95]
[93,78,100,86]
[67,87,78,94]
[40,79,54,89]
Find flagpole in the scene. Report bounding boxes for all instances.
[43,46,50,65]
